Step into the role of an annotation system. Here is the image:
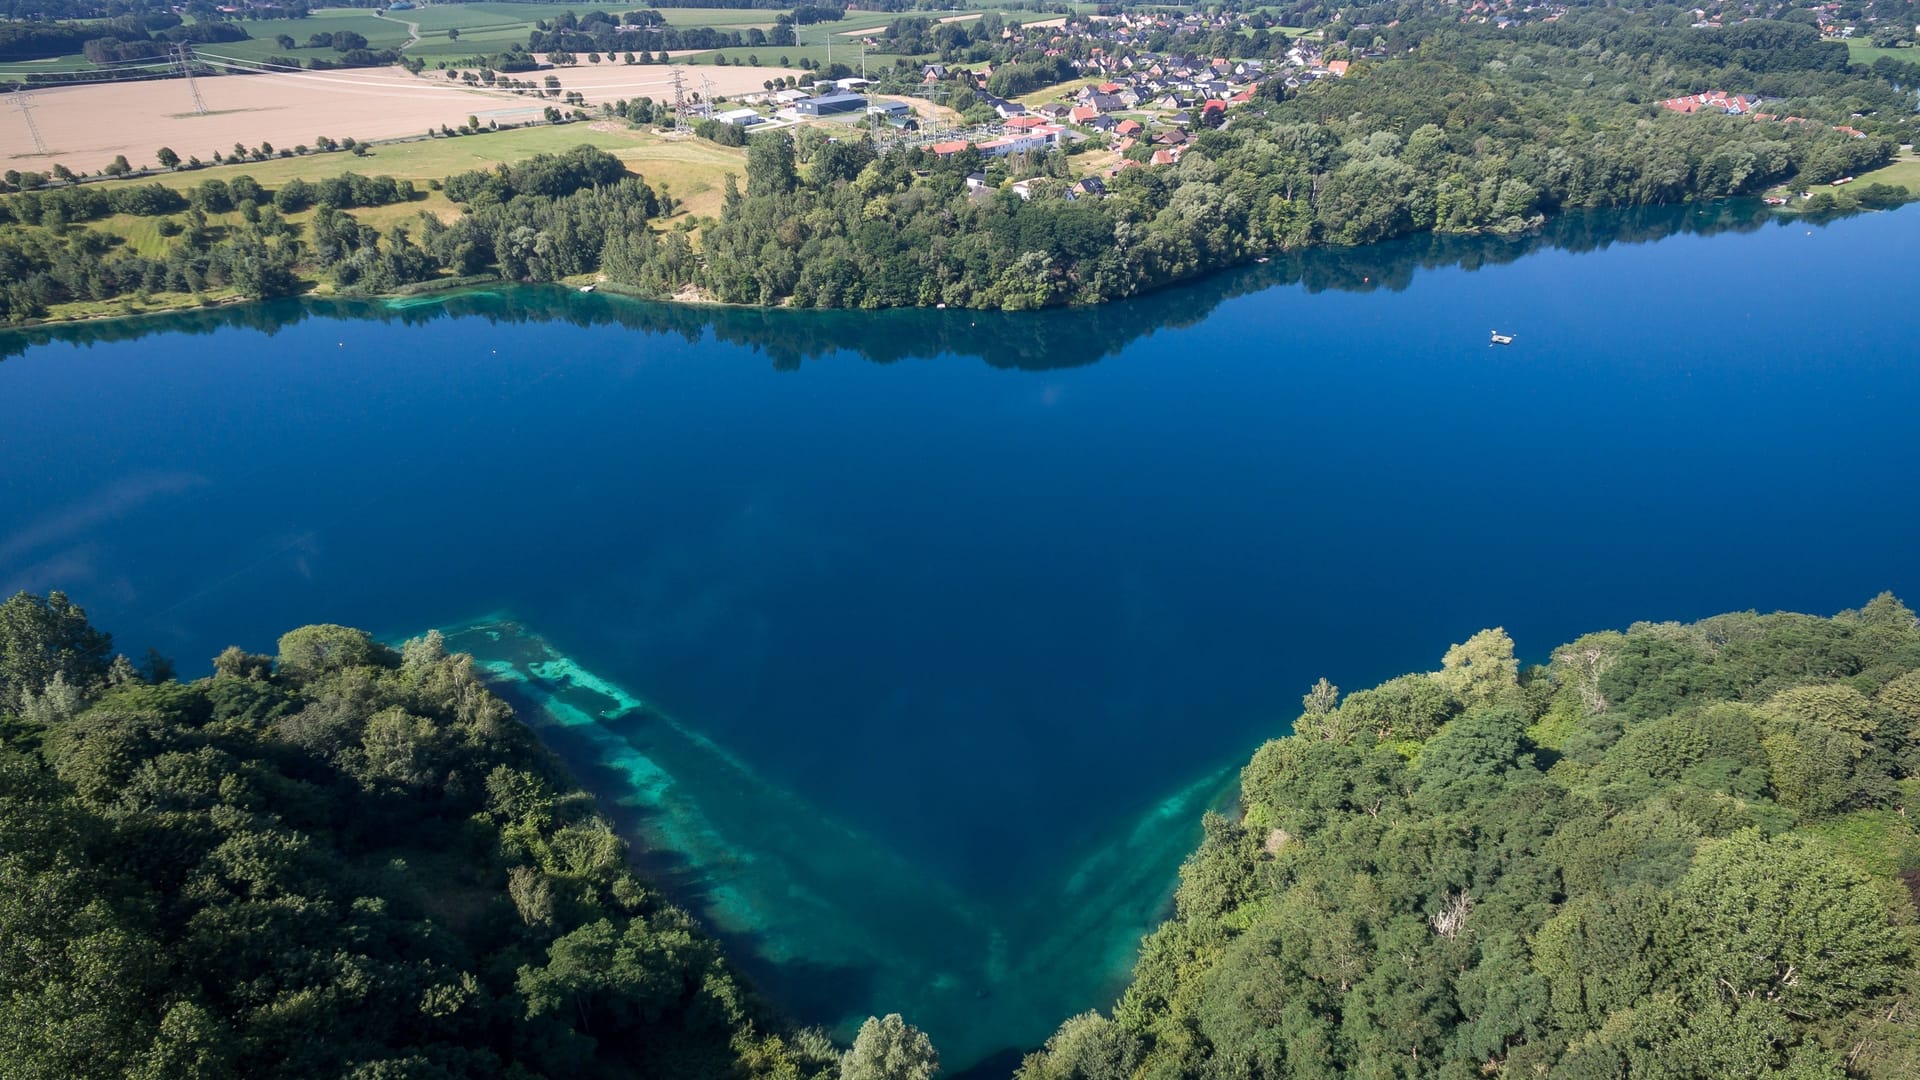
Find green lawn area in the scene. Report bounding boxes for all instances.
[1842,39,1918,66]
[1854,151,1920,193]
[0,53,100,85]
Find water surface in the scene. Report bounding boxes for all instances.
[4,201,1917,1068]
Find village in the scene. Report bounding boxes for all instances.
[671,8,1362,197]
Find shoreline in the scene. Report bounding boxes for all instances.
[11,192,1903,334]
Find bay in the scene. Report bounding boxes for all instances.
[2,200,1917,1071]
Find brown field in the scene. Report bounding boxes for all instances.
[4,62,801,175]
[519,55,803,106]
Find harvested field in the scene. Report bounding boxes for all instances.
[3,62,801,175]
[515,56,803,106]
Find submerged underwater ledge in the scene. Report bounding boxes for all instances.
[438,617,1240,1072]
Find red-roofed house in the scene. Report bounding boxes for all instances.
[930,140,971,156]
[1069,105,1099,123]
[1327,59,1350,76]
[1115,119,1143,136]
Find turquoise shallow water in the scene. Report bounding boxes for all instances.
[2,201,1918,1068]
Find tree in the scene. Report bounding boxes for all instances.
[842,1014,939,1080]
[1433,627,1520,705]
[1671,831,1908,1019]
[1415,705,1532,787]
[746,131,799,196]
[275,624,378,678]
[447,27,459,42]
[0,591,113,712]
[156,147,180,170]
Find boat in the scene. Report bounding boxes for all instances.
[579,284,596,293]
[1490,330,1514,346]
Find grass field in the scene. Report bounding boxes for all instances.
[1842,39,1919,66]
[1853,151,1920,192]
[136,122,748,218]
[214,11,414,63]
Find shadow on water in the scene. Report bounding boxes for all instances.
[0,201,1806,369]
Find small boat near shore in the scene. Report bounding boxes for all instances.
[1490,330,1515,346]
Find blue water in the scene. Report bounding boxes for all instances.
[3,201,1917,1067]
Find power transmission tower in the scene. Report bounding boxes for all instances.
[174,43,207,115]
[668,64,689,126]
[11,91,47,155]
[698,73,715,119]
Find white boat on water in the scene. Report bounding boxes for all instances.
[1490,330,1514,346]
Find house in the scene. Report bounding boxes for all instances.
[922,64,949,82]
[1005,115,1051,129]
[1153,128,1188,145]
[1660,91,1759,115]
[1069,105,1100,124]
[1114,119,1143,136]
[1086,115,1116,132]
[1151,147,1182,165]
[1326,59,1350,76]
[1073,176,1107,197]
[930,139,972,156]
[794,91,869,116]
[715,107,765,126]
[965,171,988,190]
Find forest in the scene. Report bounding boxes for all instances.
[1017,595,1920,1080]
[0,590,935,1080]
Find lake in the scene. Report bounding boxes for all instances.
[3,201,1918,1072]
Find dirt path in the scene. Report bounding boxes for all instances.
[373,10,422,52]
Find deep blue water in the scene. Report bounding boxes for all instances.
[3,201,1918,1066]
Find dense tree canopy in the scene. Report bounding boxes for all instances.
[0,591,856,1080]
[1019,596,1920,1080]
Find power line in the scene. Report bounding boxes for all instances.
[11,90,47,155]
[173,43,207,115]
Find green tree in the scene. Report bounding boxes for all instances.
[842,1013,939,1080]
[1432,627,1520,705]
[747,132,799,197]
[0,591,113,712]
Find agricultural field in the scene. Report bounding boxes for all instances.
[213,11,414,64]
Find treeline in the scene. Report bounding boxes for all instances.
[657,61,1891,309]
[0,10,244,63]
[1018,596,1920,1080]
[0,590,858,1077]
[0,146,668,321]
